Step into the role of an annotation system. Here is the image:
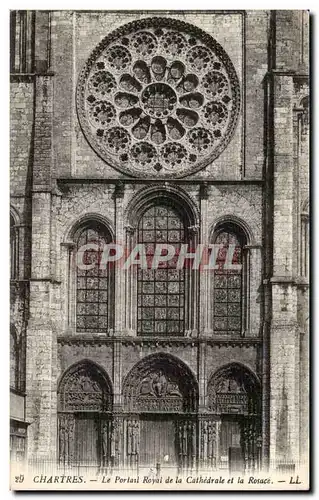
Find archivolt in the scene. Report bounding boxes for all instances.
[63,212,115,242]
[58,359,113,412]
[124,184,200,229]
[209,214,255,246]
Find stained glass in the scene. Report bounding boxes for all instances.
[137,204,185,336]
[78,18,240,178]
[76,224,110,332]
[213,227,244,335]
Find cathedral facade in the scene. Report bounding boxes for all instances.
[10,10,309,476]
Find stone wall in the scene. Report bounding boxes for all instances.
[10,79,34,196]
[267,10,309,469]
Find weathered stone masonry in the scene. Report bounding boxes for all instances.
[10,10,309,473]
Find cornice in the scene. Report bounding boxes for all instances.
[56,177,264,187]
[264,69,309,80]
[57,334,262,347]
[10,71,55,82]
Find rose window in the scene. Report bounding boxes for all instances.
[77,18,240,178]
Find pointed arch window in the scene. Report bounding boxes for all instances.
[74,222,113,333]
[137,204,187,336]
[212,223,247,336]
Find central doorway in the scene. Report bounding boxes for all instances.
[139,415,178,474]
[122,353,199,475]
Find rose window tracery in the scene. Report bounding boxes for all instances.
[77,18,240,177]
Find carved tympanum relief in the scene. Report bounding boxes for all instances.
[123,354,198,412]
[208,364,260,415]
[58,364,112,412]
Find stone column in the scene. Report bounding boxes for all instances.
[198,184,209,412]
[185,225,200,336]
[124,225,136,335]
[295,99,309,472]
[60,241,75,333]
[198,342,206,411]
[190,421,196,472]
[58,413,75,466]
[101,418,116,471]
[199,183,210,334]
[241,417,260,474]
[298,283,309,469]
[112,183,125,433]
[112,415,124,471]
[114,182,125,335]
[176,419,197,474]
[26,197,55,460]
[25,73,57,461]
[113,340,122,408]
[198,417,218,471]
[124,416,140,473]
[244,245,262,337]
[269,73,300,470]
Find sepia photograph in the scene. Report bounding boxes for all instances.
[9,7,310,491]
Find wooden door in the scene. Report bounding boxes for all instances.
[74,413,100,466]
[219,419,243,471]
[139,417,177,469]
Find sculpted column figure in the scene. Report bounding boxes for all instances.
[58,414,74,466]
[199,419,217,471]
[101,420,110,469]
[200,420,208,469]
[127,418,140,470]
[191,421,196,471]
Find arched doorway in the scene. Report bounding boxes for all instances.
[207,363,261,473]
[122,353,198,475]
[57,360,113,472]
